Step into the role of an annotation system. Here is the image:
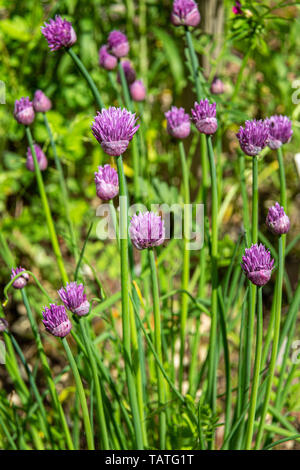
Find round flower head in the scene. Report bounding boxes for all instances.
[108,30,129,58]
[11,267,29,290]
[130,212,165,250]
[91,107,139,157]
[0,318,8,332]
[165,106,191,139]
[130,80,146,102]
[14,97,35,125]
[117,60,136,85]
[94,164,119,201]
[171,0,201,27]
[210,76,225,95]
[233,1,242,15]
[266,202,290,235]
[191,99,217,135]
[26,144,48,172]
[241,243,274,287]
[58,282,90,317]
[42,304,72,337]
[236,119,270,156]
[265,115,293,150]
[33,90,52,113]
[41,16,77,52]
[99,45,117,70]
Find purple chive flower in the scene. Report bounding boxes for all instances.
[236,119,270,156]
[94,164,119,201]
[14,97,35,126]
[108,30,129,58]
[129,212,165,250]
[265,115,293,150]
[210,76,225,95]
[165,106,191,139]
[117,60,136,85]
[41,16,77,52]
[241,243,274,287]
[26,144,48,172]
[232,1,242,15]
[191,99,218,135]
[42,304,72,337]
[91,107,139,157]
[99,45,117,70]
[58,282,90,317]
[0,318,8,332]
[33,90,52,113]
[266,202,290,235]
[130,80,146,102]
[171,0,201,27]
[11,267,29,290]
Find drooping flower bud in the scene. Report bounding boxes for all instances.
[241,243,274,286]
[165,106,191,139]
[210,76,225,95]
[130,80,146,102]
[41,16,77,51]
[11,267,29,290]
[266,202,290,235]
[171,0,201,27]
[33,90,52,113]
[58,282,90,317]
[191,99,218,135]
[42,304,72,337]
[236,119,269,156]
[130,212,165,250]
[14,97,35,126]
[91,107,139,157]
[26,144,48,172]
[99,45,117,70]
[108,30,129,58]
[94,164,119,201]
[117,60,136,85]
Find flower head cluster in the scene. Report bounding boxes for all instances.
[191,99,217,135]
[58,282,90,317]
[99,45,117,70]
[42,304,72,337]
[171,0,201,27]
[266,202,290,235]
[33,90,52,113]
[210,76,225,95]
[130,80,146,102]
[42,16,77,51]
[241,243,274,286]
[236,119,269,156]
[232,1,242,15]
[94,164,119,201]
[129,212,165,250]
[266,115,293,150]
[14,97,35,126]
[11,267,29,290]
[108,30,129,58]
[117,60,136,85]
[26,144,48,172]
[165,106,191,139]
[91,107,139,156]
[0,318,8,332]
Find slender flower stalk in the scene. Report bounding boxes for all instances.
[43,112,79,261]
[25,126,69,285]
[245,287,263,449]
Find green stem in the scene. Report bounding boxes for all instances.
[206,136,219,416]
[25,126,68,285]
[149,248,166,449]
[185,28,204,101]
[43,113,79,262]
[245,287,263,449]
[116,155,144,449]
[178,141,190,392]
[79,319,109,449]
[232,46,252,101]
[62,337,94,450]
[255,235,284,449]
[277,146,287,210]
[238,151,251,244]
[67,48,104,109]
